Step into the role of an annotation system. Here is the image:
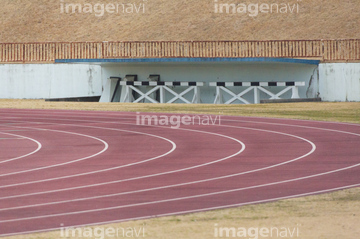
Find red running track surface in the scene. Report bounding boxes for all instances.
[0,109,359,236]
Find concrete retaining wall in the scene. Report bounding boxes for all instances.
[1,62,359,103]
[0,64,102,99]
[319,63,360,102]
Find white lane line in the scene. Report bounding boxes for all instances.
[0,159,359,224]
[0,129,314,211]
[0,112,358,224]
[0,114,350,202]
[0,125,176,187]
[2,110,360,128]
[222,118,360,137]
[3,111,360,142]
[2,111,360,142]
[0,121,244,190]
[0,128,109,177]
[0,122,312,202]
[221,114,360,127]
[0,132,42,165]
[1,182,360,238]
[0,114,357,220]
[0,123,178,179]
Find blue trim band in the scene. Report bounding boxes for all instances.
[55,57,320,65]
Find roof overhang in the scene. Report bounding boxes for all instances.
[55,57,320,66]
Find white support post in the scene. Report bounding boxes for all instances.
[214,87,223,104]
[121,86,133,103]
[291,86,300,99]
[254,87,260,104]
[192,86,201,103]
[159,86,165,103]
[99,78,119,102]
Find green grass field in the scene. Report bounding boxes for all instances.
[1,100,360,239]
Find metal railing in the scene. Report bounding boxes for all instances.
[0,39,359,63]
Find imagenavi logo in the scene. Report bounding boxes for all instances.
[60,224,145,239]
[214,224,300,238]
[214,0,301,17]
[136,113,222,129]
[60,0,147,17]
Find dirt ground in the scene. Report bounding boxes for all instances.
[1,0,360,42]
[1,100,360,239]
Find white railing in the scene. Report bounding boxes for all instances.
[210,82,305,104]
[101,79,305,104]
[119,81,204,104]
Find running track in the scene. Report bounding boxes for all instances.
[0,109,359,237]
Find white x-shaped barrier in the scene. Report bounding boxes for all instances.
[119,81,204,104]
[210,82,305,104]
[100,78,306,104]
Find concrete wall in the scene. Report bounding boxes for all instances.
[319,63,360,102]
[101,62,319,103]
[0,64,102,99]
[3,62,359,103]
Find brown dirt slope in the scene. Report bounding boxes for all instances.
[0,0,359,43]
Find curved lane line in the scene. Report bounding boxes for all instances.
[222,117,360,134]
[0,124,312,203]
[0,112,359,231]
[1,182,360,238]
[0,123,244,190]
[3,110,360,128]
[1,114,359,223]
[0,125,177,187]
[0,127,314,211]
[0,132,42,165]
[0,124,179,179]
[1,161,359,224]
[0,129,109,178]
